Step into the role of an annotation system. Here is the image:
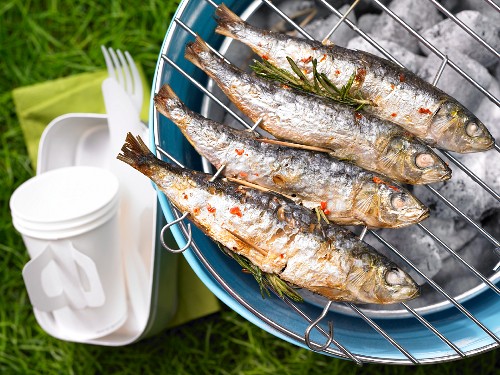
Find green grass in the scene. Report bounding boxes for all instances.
[0,0,498,374]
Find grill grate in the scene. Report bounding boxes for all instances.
[152,0,499,365]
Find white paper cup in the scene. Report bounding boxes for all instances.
[10,166,127,341]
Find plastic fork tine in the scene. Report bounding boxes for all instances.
[101,46,143,114]
[101,45,115,80]
[125,51,143,113]
[107,48,125,88]
[116,49,133,95]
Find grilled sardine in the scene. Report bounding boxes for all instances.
[118,133,419,304]
[215,3,494,153]
[184,36,451,185]
[155,84,429,228]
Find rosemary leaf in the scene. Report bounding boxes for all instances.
[250,56,373,110]
[311,59,320,93]
[217,243,303,302]
[265,274,303,302]
[252,60,301,90]
[317,72,340,95]
[342,72,356,100]
[286,56,307,82]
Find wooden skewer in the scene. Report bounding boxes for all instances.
[257,138,333,154]
[225,176,302,204]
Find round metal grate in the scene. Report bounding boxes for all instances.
[150,0,500,365]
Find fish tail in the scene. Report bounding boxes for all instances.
[185,35,244,95]
[215,3,245,39]
[184,35,212,70]
[153,84,188,122]
[117,132,159,178]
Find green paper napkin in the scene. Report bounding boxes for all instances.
[13,71,109,166]
[166,258,221,328]
[12,70,220,335]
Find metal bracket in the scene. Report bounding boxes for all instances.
[160,212,192,253]
[304,300,334,351]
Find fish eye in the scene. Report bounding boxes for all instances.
[385,267,404,285]
[390,194,407,210]
[415,153,435,169]
[466,122,483,137]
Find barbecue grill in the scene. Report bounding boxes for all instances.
[149,0,499,365]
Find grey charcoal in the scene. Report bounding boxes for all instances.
[420,10,500,67]
[413,151,489,221]
[454,146,498,227]
[485,154,500,199]
[357,13,379,34]
[364,227,443,285]
[372,0,443,53]
[438,0,460,12]
[476,79,500,141]
[417,49,492,111]
[457,0,500,24]
[418,216,478,261]
[439,258,482,298]
[268,0,317,32]
[347,35,426,73]
[357,0,391,13]
[434,233,498,299]
[302,4,357,47]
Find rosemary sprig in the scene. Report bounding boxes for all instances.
[251,57,373,111]
[217,244,303,303]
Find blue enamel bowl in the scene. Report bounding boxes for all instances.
[149,0,499,364]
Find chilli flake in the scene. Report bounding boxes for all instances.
[230,206,243,217]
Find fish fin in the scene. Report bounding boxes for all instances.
[378,149,400,170]
[354,193,375,214]
[347,269,367,288]
[215,3,245,38]
[117,133,158,177]
[153,84,186,121]
[184,35,211,70]
[257,138,332,154]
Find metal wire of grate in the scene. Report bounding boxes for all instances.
[152,0,500,365]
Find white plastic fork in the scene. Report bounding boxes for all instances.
[101,46,144,114]
[100,47,153,324]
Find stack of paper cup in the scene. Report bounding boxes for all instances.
[10,166,127,341]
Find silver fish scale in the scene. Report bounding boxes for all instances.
[164,102,396,222]
[158,164,385,280]
[153,0,499,365]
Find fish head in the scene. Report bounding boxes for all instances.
[349,253,420,304]
[430,100,494,152]
[381,135,452,184]
[373,261,420,303]
[355,178,429,228]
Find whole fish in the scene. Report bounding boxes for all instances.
[184,36,451,185]
[214,3,494,153]
[118,133,419,304]
[154,84,430,228]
